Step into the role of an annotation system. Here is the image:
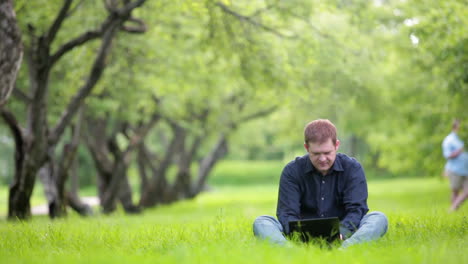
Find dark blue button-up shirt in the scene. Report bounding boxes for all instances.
[277,153,369,235]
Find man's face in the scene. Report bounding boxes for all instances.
[304,139,340,176]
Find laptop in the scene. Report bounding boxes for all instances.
[288,217,341,243]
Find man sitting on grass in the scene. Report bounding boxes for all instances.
[253,119,388,248]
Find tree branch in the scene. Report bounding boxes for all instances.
[1,108,25,172]
[249,3,276,17]
[193,134,228,195]
[45,0,74,45]
[104,0,119,12]
[83,116,114,174]
[12,86,32,104]
[49,19,121,146]
[66,0,86,17]
[216,2,295,39]
[70,106,84,145]
[240,105,278,123]
[124,111,161,154]
[141,145,159,173]
[49,0,148,144]
[49,25,106,66]
[50,0,147,67]
[121,17,147,34]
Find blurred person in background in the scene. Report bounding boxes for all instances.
[442,119,468,211]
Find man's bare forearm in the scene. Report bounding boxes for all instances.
[449,148,464,159]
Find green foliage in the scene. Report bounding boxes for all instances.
[359,0,468,175]
[220,0,467,178]
[2,0,467,187]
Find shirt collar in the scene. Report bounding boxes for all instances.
[305,153,345,174]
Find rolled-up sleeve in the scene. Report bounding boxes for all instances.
[443,134,464,159]
[276,165,301,234]
[443,142,455,159]
[340,163,369,234]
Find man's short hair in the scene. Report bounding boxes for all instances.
[304,119,337,145]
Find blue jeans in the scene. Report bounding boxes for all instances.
[253,212,388,248]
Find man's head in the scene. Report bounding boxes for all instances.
[452,119,460,132]
[303,119,340,175]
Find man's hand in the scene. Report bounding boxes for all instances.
[442,170,449,178]
[449,147,464,159]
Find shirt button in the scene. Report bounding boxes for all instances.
[322,181,325,184]
[321,214,324,217]
[321,197,324,200]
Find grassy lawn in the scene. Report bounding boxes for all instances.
[0,160,467,263]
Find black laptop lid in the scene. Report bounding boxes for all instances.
[288,217,340,242]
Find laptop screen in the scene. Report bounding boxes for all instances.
[288,217,340,243]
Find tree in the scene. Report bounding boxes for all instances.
[83,105,160,213]
[0,0,22,107]
[1,0,147,220]
[72,0,284,209]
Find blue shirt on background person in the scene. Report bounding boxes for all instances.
[277,153,368,235]
[442,131,468,176]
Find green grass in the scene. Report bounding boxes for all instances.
[0,160,467,264]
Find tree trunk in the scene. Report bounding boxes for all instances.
[0,0,23,107]
[84,116,118,213]
[136,100,273,208]
[173,134,203,199]
[137,144,149,194]
[138,149,173,207]
[38,161,64,218]
[40,109,84,218]
[118,173,141,213]
[139,124,184,207]
[66,151,93,216]
[100,154,133,214]
[192,135,228,197]
[1,109,43,220]
[84,115,150,214]
[97,170,116,213]
[6,24,53,219]
[5,0,147,220]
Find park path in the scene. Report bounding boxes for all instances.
[31,196,99,215]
